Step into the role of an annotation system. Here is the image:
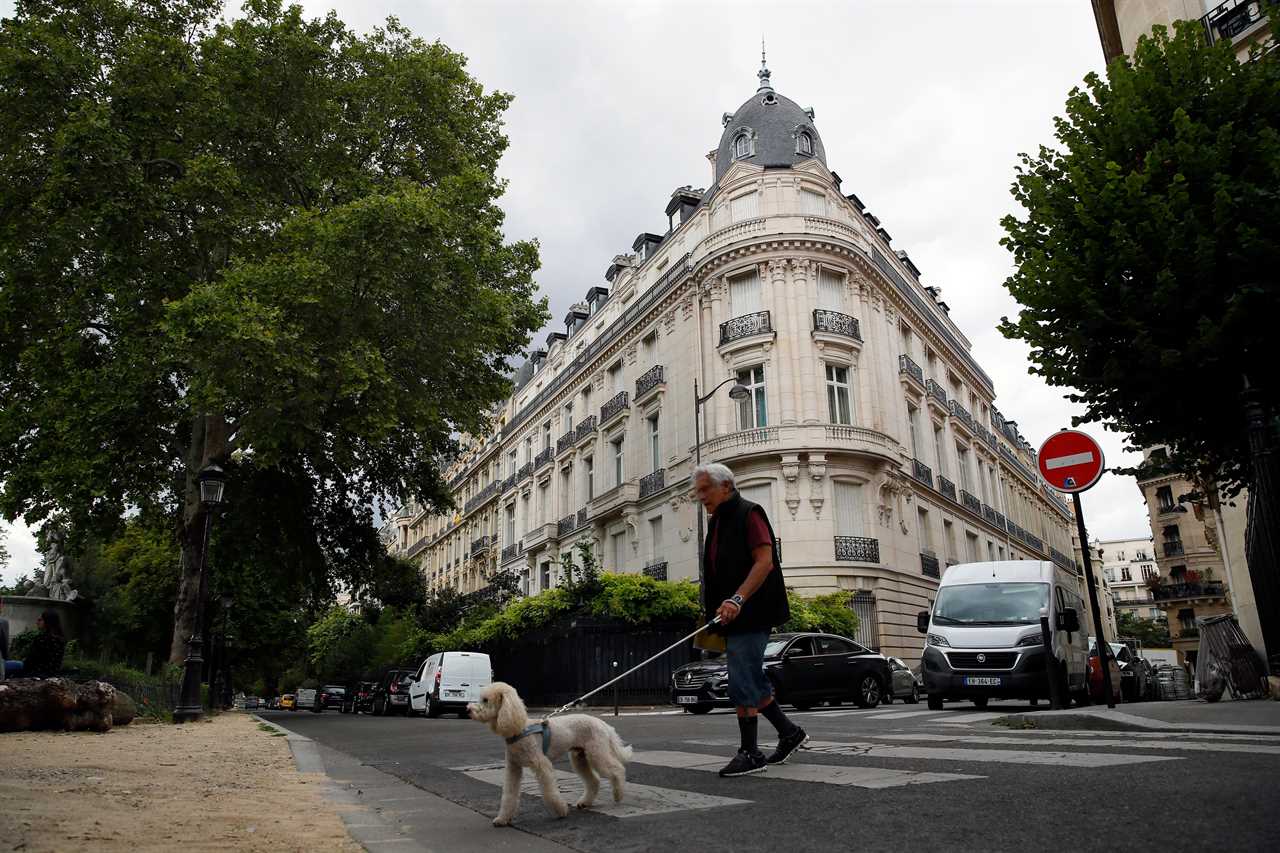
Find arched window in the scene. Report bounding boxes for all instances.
[798,131,813,155]
[734,133,752,159]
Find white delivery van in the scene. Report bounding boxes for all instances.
[410,651,493,718]
[916,561,1090,710]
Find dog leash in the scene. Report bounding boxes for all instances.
[546,616,721,719]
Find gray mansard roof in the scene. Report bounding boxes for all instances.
[714,74,825,182]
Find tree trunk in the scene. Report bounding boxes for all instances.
[168,414,229,664]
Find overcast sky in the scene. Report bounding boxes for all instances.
[0,0,1157,585]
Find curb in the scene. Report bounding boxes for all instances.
[989,709,1280,735]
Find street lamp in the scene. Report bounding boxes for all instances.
[174,462,226,723]
[692,377,751,592]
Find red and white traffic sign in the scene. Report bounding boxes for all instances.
[1037,430,1105,493]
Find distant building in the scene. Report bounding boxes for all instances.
[1095,536,1161,622]
[1069,509,1117,639]
[1091,0,1273,62]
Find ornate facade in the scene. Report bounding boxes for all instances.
[384,59,1075,665]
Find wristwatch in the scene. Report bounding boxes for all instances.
[729,593,745,608]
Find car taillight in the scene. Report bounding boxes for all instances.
[435,671,441,689]
[389,681,398,693]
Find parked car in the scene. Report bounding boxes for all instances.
[319,685,346,710]
[410,652,494,718]
[243,696,261,710]
[918,560,1091,710]
[280,693,296,711]
[1087,639,1123,704]
[295,687,320,712]
[268,697,281,710]
[670,632,891,713]
[882,656,922,704]
[370,668,416,716]
[341,681,375,714]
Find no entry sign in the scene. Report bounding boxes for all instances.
[1037,429,1104,493]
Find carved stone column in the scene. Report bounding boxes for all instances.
[790,259,820,424]
[769,259,798,426]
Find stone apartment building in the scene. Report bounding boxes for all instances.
[1095,536,1161,623]
[383,59,1077,666]
[1092,0,1273,61]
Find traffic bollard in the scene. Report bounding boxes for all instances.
[1041,607,1066,709]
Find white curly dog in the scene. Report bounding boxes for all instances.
[467,681,633,826]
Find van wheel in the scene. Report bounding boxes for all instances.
[927,694,943,710]
[907,685,920,704]
[426,695,441,719]
[971,697,989,709]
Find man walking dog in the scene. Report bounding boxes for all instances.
[694,463,807,777]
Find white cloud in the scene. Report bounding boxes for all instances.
[1,518,42,587]
[0,0,1152,541]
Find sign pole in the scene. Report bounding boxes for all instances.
[1072,492,1116,709]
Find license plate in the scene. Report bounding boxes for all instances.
[676,695,699,704]
[446,690,465,696]
[964,677,1002,687]
[391,695,407,702]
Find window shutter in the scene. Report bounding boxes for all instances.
[834,482,862,536]
[818,268,844,310]
[730,191,759,222]
[729,270,763,315]
[801,189,826,217]
[739,482,774,522]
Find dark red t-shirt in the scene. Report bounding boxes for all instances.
[708,506,773,575]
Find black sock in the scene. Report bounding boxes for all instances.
[737,715,758,753]
[759,700,797,735]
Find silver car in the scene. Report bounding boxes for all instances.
[882,656,922,704]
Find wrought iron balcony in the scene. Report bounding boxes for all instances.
[813,309,862,341]
[992,509,1006,531]
[1201,0,1267,45]
[1023,531,1044,552]
[470,535,493,557]
[500,474,517,494]
[575,415,598,443]
[577,507,589,529]
[501,541,523,563]
[975,424,996,448]
[534,446,554,469]
[938,476,957,502]
[948,400,975,432]
[557,514,576,538]
[600,390,630,424]
[961,489,981,515]
[405,536,430,559]
[834,535,880,563]
[1049,547,1075,571]
[464,481,498,515]
[1154,581,1226,602]
[920,552,940,579]
[1163,541,1185,557]
[639,469,665,499]
[643,560,668,581]
[635,364,665,399]
[983,504,1000,527]
[556,432,576,455]
[926,379,948,407]
[720,311,772,345]
[517,462,533,481]
[911,458,934,487]
[898,354,924,384]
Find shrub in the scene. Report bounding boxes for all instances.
[781,590,861,638]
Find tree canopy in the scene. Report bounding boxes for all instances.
[999,22,1279,490]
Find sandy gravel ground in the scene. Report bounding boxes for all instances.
[0,712,361,852]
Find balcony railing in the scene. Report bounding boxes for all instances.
[577,507,589,529]
[911,458,934,487]
[470,535,493,557]
[501,541,523,563]
[643,560,668,581]
[720,311,772,345]
[534,446,554,469]
[517,462,533,481]
[1163,541,1185,557]
[557,514,576,538]
[500,474,517,494]
[834,535,880,563]
[464,481,498,515]
[975,424,996,448]
[920,552,941,579]
[639,469,665,499]
[1049,547,1074,571]
[635,364,665,399]
[949,400,975,432]
[938,476,957,502]
[556,431,576,455]
[983,504,1000,527]
[813,309,862,341]
[1023,531,1044,552]
[898,354,924,384]
[575,415,598,443]
[960,489,981,515]
[1201,0,1267,45]
[926,379,948,407]
[405,536,430,559]
[1154,581,1226,602]
[600,390,630,424]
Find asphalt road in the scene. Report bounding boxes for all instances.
[263,700,1279,853]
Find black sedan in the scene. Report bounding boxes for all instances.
[671,632,892,713]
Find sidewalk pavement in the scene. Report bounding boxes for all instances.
[992,696,1280,735]
[255,715,577,853]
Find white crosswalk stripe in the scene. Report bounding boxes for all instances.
[875,733,1280,756]
[630,750,984,789]
[860,709,944,720]
[453,763,752,818]
[803,739,1180,768]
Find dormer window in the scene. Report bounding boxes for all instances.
[733,132,753,160]
[798,131,813,156]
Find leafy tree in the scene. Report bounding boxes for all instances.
[1117,610,1172,648]
[999,21,1279,492]
[0,574,35,596]
[782,590,861,638]
[0,0,546,663]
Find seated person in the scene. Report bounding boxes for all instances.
[7,610,67,678]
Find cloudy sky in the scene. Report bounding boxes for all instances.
[0,0,1156,584]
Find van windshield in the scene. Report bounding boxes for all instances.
[932,583,1048,625]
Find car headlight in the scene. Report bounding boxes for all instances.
[927,633,950,648]
[1016,635,1043,647]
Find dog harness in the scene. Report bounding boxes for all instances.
[506,720,552,755]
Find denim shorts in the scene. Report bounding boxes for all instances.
[726,630,774,708]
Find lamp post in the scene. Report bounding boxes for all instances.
[693,377,752,593]
[219,593,234,710]
[174,463,226,723]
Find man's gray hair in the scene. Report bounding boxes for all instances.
[693,462,736,488]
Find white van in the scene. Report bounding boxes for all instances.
[916,561,1090,710]
[409,651,493,718]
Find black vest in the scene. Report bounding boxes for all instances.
[704,493,790,634]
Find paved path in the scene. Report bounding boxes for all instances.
[261,699,1279,852]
